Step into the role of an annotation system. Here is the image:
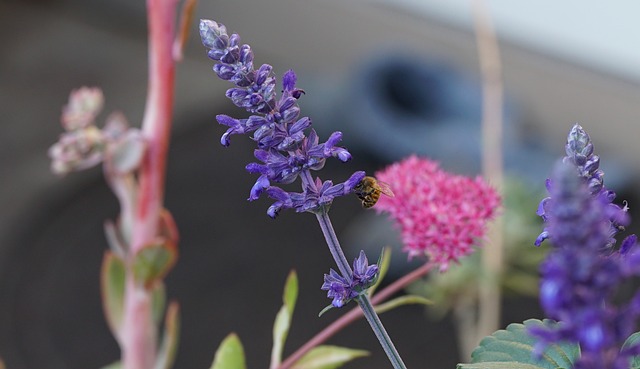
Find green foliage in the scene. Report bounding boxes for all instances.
[132,242,177,289]
[270,270,299,369]
[100,362,122,369]
[291,346,369,369]
[368,247,391,296]
[101,251,126,339]
[457,319,579,369]
[622,332,640,368]
[210,333,246,369]
[154,301,180,369]
[151,282,167,325]
[374,295,432,314]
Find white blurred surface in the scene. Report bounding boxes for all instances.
[376,0,640,81]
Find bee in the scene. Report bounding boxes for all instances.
[354,176,395,208]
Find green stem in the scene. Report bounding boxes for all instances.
[314,211,407,369]
[356,295,407,369]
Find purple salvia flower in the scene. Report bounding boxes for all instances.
[200,19,359,217]
[352,250,379,288]
[265,172,366,218]
[321,269,357,308]
[535,124,631,250]
[530,161,640,369]
[321,250,379,308]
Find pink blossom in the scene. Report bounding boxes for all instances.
[374,155,500,270]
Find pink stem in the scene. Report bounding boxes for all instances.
[122,0,177,368]
[278,262,434,369]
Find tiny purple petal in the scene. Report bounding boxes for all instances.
[249,175,270,201]
[282,70,297,91]
[334,148,351,162]
[289,117,311,134]
[326,131,343,148]
[620,235,638,255]
[344,171,366,192]
[266,186,291,202]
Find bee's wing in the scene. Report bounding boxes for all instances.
[377,181,395,197]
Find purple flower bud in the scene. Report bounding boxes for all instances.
[214,64,235,80]
[239,45,253,65]
[199,20,227,49]
[255,64,272,86]
[352,250,379,288]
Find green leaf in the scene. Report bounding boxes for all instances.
[151,282,167,325]
[622,332,640,369]
[291,345,369,369]
[368,247,391,296]
[154,301,180,369]
[100,361,122,369]
[210,333,246,369]
[457,363,553,369]
[374,295,432,314]
[270,270,299,369]
[457,319,579,369]
[318,304,334,318]
[132,243,177,289]
[100,251,126,339]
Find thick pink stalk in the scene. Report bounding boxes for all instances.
[122,0,178,368]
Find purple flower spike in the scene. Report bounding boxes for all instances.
[531,127,640,368]
[320,251,379,308]
[535,124,631,250]
[200,19,364,216]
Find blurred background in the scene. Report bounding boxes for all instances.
[2,0,640,368]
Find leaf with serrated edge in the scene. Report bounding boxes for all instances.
[457,363,553,369]
[101,251,126,340]
[291,346,369,369]
[374,295,432,314]
[457,319,579,369]
[622,332,640,369]
[210,333,246,369]
[270,270,299,369]
[154,302,180,369]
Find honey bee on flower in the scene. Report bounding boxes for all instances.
[354,176,395,208]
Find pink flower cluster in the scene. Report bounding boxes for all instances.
[374,155,500,270]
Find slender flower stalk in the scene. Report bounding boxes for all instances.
[316,211,407,369]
